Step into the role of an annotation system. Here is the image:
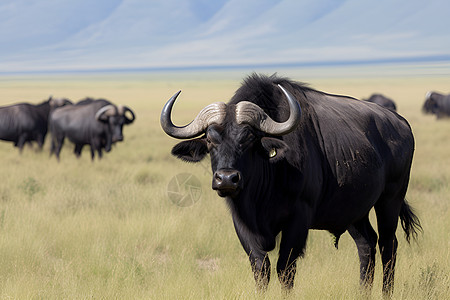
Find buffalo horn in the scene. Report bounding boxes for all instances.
[118,105,136,124]
[235,84,301,135]
[95,105,116,120]
[160,90,227,139]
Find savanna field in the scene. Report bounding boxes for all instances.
[0,68,449,299]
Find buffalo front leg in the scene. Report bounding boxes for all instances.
[97,148,103,159]
[104,135,112,152]
[17,134,29,153]
[232,217,273,291]
[277,219,309,290]
[74,144,83,158]
[249,249,271,291]
[90,139,103,160]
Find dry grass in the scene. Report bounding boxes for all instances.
[0,68,448,299]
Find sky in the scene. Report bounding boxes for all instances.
[1,0,449,73]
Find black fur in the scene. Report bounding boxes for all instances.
[0,97,71,152]
[49,98,134,160]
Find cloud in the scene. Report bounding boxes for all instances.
[0,0,122,53]
[0,0,449,72]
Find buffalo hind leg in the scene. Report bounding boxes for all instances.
[50,136,56,156]
[54,136,65,161]
[380,236,398,298]
[375,197,403,297]
[348,215,378,292]
[36,133,45,151]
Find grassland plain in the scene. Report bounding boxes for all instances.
[0,69,448,299]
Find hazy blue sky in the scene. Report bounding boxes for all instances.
[1,0,449,72]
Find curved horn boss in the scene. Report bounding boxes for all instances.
[160,90,227,139]
[95,105,116,121]
[235,84,301,135]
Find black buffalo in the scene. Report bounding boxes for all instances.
[161,74,421,296]
[0,96,72,152]
[422,91,450,118]
[364,93,397,111]
[49,99,135,160]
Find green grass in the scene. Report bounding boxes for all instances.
[0,71,449,299]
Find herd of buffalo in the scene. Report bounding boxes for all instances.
[0,73,448,296]
[0,96,135,159]
[0,79,448,160]
[0,80,447,160]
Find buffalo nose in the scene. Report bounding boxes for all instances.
[212,169,242,194]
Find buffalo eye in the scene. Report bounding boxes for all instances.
[261,137,289,162]
[269,148,277,158]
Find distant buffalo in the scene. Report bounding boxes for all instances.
[422,91,450,118]
[0,96,72,152]
[49,98,135,160]
[364,94,397,111]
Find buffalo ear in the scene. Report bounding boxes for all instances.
[171,138,208,163]
[261,137,289,162]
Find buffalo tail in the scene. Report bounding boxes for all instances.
[399,200,422,243]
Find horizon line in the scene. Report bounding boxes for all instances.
[1,54,450,76]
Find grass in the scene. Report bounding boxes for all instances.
[0,69,449,299]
